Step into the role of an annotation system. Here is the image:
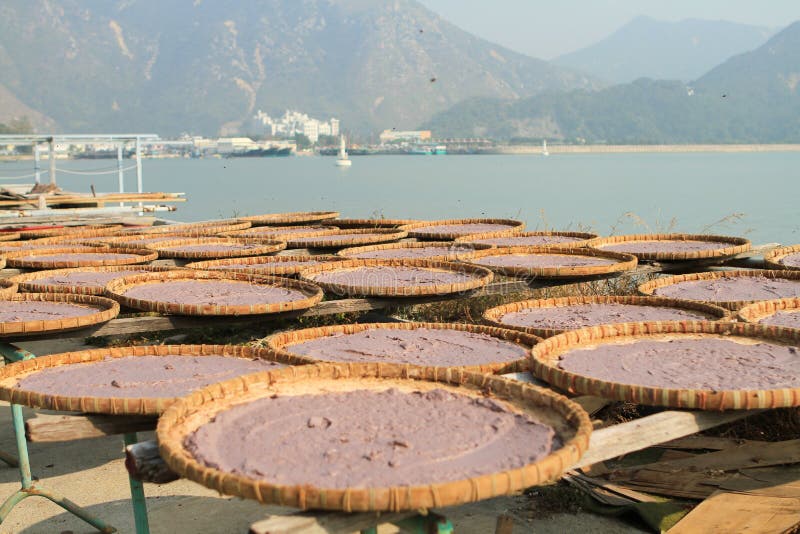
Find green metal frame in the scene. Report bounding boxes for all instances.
[360,513,454,533]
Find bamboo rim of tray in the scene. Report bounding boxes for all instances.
[336,241,495,261]
[156,362,592,512]
[483,295,732,338]
[764,245,800,271]
[638,270,800,310]
[184,255,344,276]
[299,259,494,297]
[531,321,800,410]
[119,220,252,237]
[239,211,340,226]
[104,270,323,316]
[463,246,638,279]
[218,225,336,240]
[102,234,187,249]
[0,293,119,337]
[30,234,114,247]
[286,228,408,249]
[144,237,287,259]
[0,279,18,297]
[0,233,21,242]
[737,298,800,326]
[0,257,5,270]
[9,265,183,296]
[455,231,599,249]
[400,219,526,240]
[0,344,298,415]
[5,246,159,269]
[322,218,422,229]
[18,224,123,239]
[586,233,751,261]
[267,322,542,374]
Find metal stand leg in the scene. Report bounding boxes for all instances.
[123,433,151,534]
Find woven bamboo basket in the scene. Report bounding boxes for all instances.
[0,293,119,337]
[103,234,187,249]
[455,231,599,249]
[322,218,422,229]
[0,279,18,296]
[18,224,123,240]
[764,245,800,271]
[5,246,158,269]
[0,344,299,415]
[28,234,114,247]
[117,220,252,237]
[184,255,344,277]
[337,241,494,261]
[400,219,525,241]
[104,270,323,316]
[587,233,751,262]
[10,265,183,296]
[145,237,287,259]
[638,270,800,310]
[737,298,800,330]
[531,321,800,410]
[285,228,408,249]
[218,225,335,240]
[299,259,493,297]
[267,322,542,374]
[239,211,340,226]
[463,247,638,279]
[483,295,731,338]
[0,233,21,242]
[156,362,592,512]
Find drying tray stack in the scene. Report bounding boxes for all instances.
[184,255,344,277]
[483,295,731,338]
[455,231,598,249]
[588,233,751,262]
[104,270,323,316]
[117,220,251,237]
[5,246,158,269]
[9,265,181,295]
[531,321,800,410]
[401,219,525,241]
[239,211,340,226]
[764,245,800,271]
[0,344,294,415]
[737,298,800,331]
[464,247,637,279]
[156,362,592,512]
[285,228,407,249]
[299,259,493,297]
[638,270,800,310]
[337,241,494,261]
[266,322,541,374]
[0,293,119,337]
[144,237,286,259]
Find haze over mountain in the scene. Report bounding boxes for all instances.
[424,21,800,143]
[0,0,595,136]
[555,16,777,84]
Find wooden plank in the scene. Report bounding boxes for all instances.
[656,435,757,451]
[249,511,417,534]
[25,413,157,442]
[668,490,800,533]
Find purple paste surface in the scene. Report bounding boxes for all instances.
[122,280,308,306]
[185,388,558,488]
[499,303,714,331]
[30,270,151,288]
[414,223,516,236]
[238,226,328,237]
[310,266,476,286]
[760,310,800,329]
[206,259,325,270]
[348,245,476,260]
[558,337,800,389]
[16,355,283,397]
[654,276,800,302]
[161,243,264,253]
[474,253,616,268]
[599,240,731,254]
[778,253,800,268]
[287,328,528,366]
[472,235,582,246]
[290,232,392,244]
[16,253,140,263]
[0,301,99,322]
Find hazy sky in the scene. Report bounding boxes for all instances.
[418,0,800,59]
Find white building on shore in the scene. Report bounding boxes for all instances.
[251,110,339,143]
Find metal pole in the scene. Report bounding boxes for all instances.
[33,144,41,184]
[48,137,56,185]
[135,137,143,211]
[118,143,125,207]
[123,433,150,534]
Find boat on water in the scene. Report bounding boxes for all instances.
[335,135,352,166]
[542,139,549,157]
[226,146,292,158]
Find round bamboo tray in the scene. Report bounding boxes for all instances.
[18,224,122,240]
[531,321,800,410]
[5,246,158,269]
[219,225,335,240]
[103,234,187,249]
[104,270,323,316]
[286,228,408,249]
[118,220,251,237]
[184,255,344,277]
[322,218,422,229]
[0,233,21,242]
[483,295,731,338]
[267,322,542,374]
[0,344,297,415]
[587,233,751,262]
[638,270,800,310]
[156,362,592,512]
[764,245,800,271]
[300,259,493,297]
[464,247,638,279]
[0,279,18,297]
[337,241,494,261]
[239,211,340,226]
[145,237,286,259]
[737,298,800,331]
[401,219,525,241]
[28,234,113,247]
[9,265,182,296]
[0,293,119,338]
[456,231,599,249]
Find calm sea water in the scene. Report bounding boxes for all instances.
[2,152,798,245]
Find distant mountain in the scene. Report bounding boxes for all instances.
[424,22,800,143]
[0,0,596,135]
[554,16,777,84]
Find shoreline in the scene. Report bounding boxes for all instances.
[494,144,800,155]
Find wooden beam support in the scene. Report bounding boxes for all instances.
[25,413,157,442]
